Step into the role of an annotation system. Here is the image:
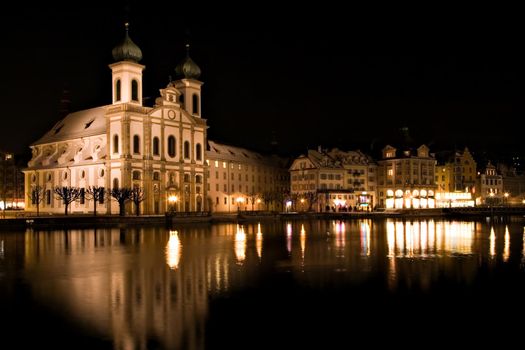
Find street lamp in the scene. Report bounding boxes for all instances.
[236,197,245,212]
[168,195,178,213]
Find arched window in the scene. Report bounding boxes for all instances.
[153,137,160,156]
[196,143,202,161]
[113,135,119,154]
[132,171,141,180]
[192,94,199,115]
[115,79,121,102]
[113,178,119,189]
[179,93,184,104]
[133,135,140,154]
[168,136,176,158]
[196,175,202,184]
[184,141,190,159]
[153,172,160,181]
[132,80,138,101]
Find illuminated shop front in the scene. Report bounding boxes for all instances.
[385,189,435,209]
[435,192,475,208]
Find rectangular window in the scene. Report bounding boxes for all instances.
[223,184,227,192]
[216,184,219,191]
[232,184,235,192]
[223,172,226,180]
[215,171,219,179]
[231,173,234,180]
[223,162,227,169]
[99,189,105,204]
[224,197,227,204]
[215,161,219,168]
[387,169,393,176]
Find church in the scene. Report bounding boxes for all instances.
[24,24,208,215]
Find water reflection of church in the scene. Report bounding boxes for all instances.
[11,220,524,349]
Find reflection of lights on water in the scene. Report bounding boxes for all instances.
[387,221,395,257]
[360,221,370,256]
[0,240,4,259]
[503,226,510,262]
[286,223,292,254]
[256,223,263,260]
[300,224,306,260]
[335,221,345,251]
[235,225,246,263]
[386,220,474,257]
[489,227,496,258]
[522,226,525,263]
[166,230,181,269]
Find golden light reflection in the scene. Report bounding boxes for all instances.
[489,227,496,258]
[300,224,306,260]
[256,223,263,260]
[235,225,246,264]
[386,220,475,257]
[522,226,525,264]
[360,221,370,256]
[335,221,345,251]
[503,226,510,262]
[166,230,181,269]
[286,223,292,254]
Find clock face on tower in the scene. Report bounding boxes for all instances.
[168,110,175,120]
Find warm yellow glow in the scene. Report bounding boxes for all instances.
[333,198,345,207]
[394,198,403,209]
[166,230,181,269]
[256,198,261,204]
[236,197,245,203]
[489,227,496,258]
[387,190,394,197]
[286,223,292,253]
[360,221,371,256]
[387,221,396,257]
[168,195,178,203]
[335,221,345,251]
[386,219,474,257]
[489,192,495,197]
[503,226,510,262]
[300,198,305,204]
[386,198,394,209]
[300,224,306,260]
[412,198,420,208]
[235,225,246,263]
[504,192,509,198]
[256,223,263,260]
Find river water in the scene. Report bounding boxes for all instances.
[1,218,525,349]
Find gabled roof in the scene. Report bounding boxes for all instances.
[32,106,107,145]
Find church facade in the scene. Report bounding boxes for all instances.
[24,24,208,215]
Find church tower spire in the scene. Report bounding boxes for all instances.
[174,43,203,117]
[109,22,145,105]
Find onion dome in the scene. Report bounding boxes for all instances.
[175,44,201,79]
[112,23,143,63]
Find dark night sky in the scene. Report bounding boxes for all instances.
[1,3,524,160]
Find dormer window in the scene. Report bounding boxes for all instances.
[85,119,94,129]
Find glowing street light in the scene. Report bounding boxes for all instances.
[168,195,178,213]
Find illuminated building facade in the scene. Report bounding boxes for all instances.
[377,144,437,209]
[0,151,24,209]
[289,147,377,211]
[434,147,476,207]
[206,141,289,212]
[23,25,209,214]
[435,147,476,193]
[475,161,503,205]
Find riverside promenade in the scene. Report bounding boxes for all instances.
[1,206,525,230]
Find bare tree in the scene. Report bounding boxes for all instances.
[302,191,318,211]
[86,186,105,216]
[262,191,274,211]
[110,187,132,216]
[130,187,146,216]
[54,186,82,216]
[28,185,45,216]
[248,192,259,211]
